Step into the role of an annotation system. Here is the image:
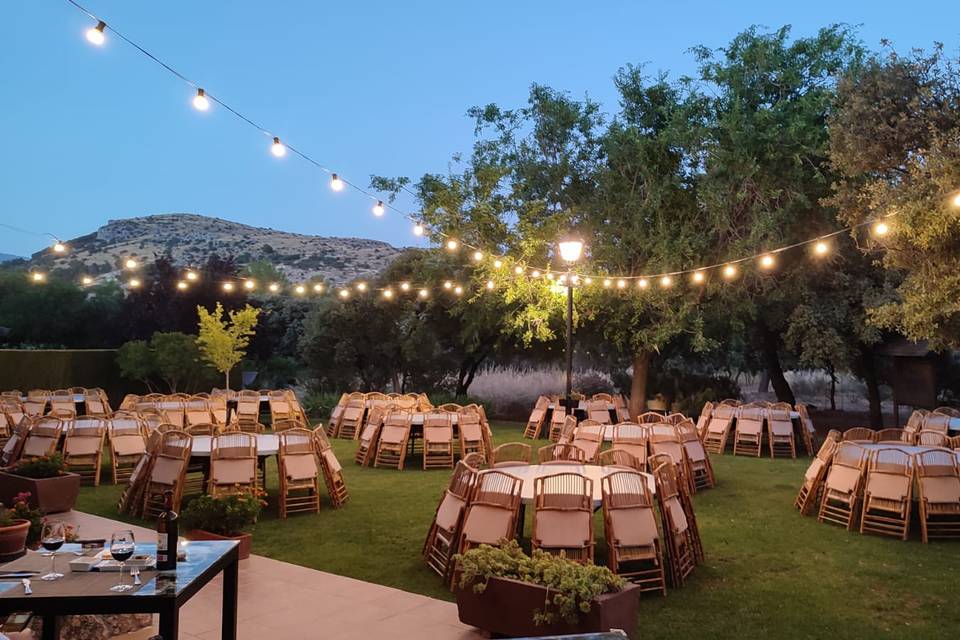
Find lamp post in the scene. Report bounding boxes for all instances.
[558,238,584,416]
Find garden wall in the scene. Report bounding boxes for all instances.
[0,349,139,402]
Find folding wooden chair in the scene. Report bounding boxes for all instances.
[423,412,455,470]
[601,470,666,594]
[278,428,320,517]
[876,428,909,443]
[648,424,695,495]
[677,421,715,490]
[733,406,765,457]
[587,400,612,425]
[843,427,876,443]
[423,461,476,581]
[48,390,76,416]
[83,390,111,418]
[232,390,264,433]
[794,403,817,455]
[817,442,868,530]
[0,422,29,467]
[209,432,258,497]
[63,416,106,486]
[766,407,796,458]
[794,437,838,515]
[337,397,366,440]
[160,401,186,430]
[695,401,714,440]
[598,448,643,470]
[917,430,949,447]
[537,443,586,464]
[491,442,532,468]
[325,393,349,437]
[374,412,412,470]
[903,409,927,442]
[108,416,147,484]
[548,406,569,442]
[612,395,632,423]
[638,411,664,424]
[456,470,522,557]
[611,423,648,471]
[22,390,48,417]
[142,430,192,518]
[571,421,604,463]
[523,396,549,440]
[553,414,578,444]
[916,449,960,543]
[652,458,696,587]
[532,472,594,563]
[860,448,914,540]
[458,413,486,461]
[703,404,735,454]
[21,416,63,459]
[184,397,213,428]
[354,407,385,466]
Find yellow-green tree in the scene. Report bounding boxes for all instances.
[196,303,260,390]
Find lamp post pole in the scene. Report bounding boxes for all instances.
[565,270,574,416]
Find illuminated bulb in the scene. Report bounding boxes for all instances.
[584,277,592,285]
[86,21,106,46]
[603,279,612,288]
[124,258,138,270]
[176,281,188,290]
[244,279,256,290]
[372,201,385,217]
[952,192,960,208]
[617,279,626,289]
[723,264,737,279]
[269,282,280,292]
[814,241,829,256]
[531,270,541,278]
[270,137,286,157]
[382,289,394,299]
[52,242,66,253]
[222,282,234,292]
[473,251,483,261]
[446,239,459,251]
[514,266,524,275]
[486,280,495,290]
[873,221,890,236]
[356,282,367,292]
[760,254,776,269]
[193,88,210,111]
[339,289,350,299]
[571,275,580,284]
[692,271,705,284]
[31,272,45,283]
[313,283,324,293]
[418,288,429,299]
[546,273,555,280]
[660,276,672,288]
[295,285,306,295]
[454,285,463,295]
[558,274,567,284]
[81,276,93,286]
[638,278,649,289]
[128,278,141,288]
[400,282,410,292]
[494,259,503,269]
[443,281,453,290]
[413,223,425,236]
[185,270,198,281]
[330,174,345,191]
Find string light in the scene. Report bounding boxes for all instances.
[52,242,66,254]
[192,88,209,112]
[270,137,286,158]
[356,282,367,292]
[873,221,890,237]
[722,265,738,279]
[493,259,503,269]
[571,275,580,284]
[659,275,672,288]
[330,174,345,192]
[473,251,483,261]
[418,288,429,299]
[454,285,463,296]
[813,241,830,256]
[514,266,524,275]
[759,254,776,269]
[952,192,960,208]
[85,20,106,46]
[637,278,649,289]
[486,280,495,290]
[243,279,256,290]
[546,273,555,281]
[603,279,612,288]
[294,285,306,295]
[222,282,234,292]
[128,278,141,288]
[124,258,138,270]
[531,270,540,278]
[617,279,626,289]
[372,201,385,217]
[185,270,198,281]
[558,274,567,284]
[443,281,453,290]
[584,277,592,285]
[445,239,459,251]
[313,283,324,293]
[400,282,410,292]
[176,281,188,290]
[692,271,705,284]
[268,282,280,293]
[413,223,425,236]
[339,289,350,299]
[80,276,93,286]
[382,288,394,299]
[31,272,45,283]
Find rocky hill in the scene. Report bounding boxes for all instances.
[28,213,404,284]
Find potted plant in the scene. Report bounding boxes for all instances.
[454,540,640,639]
[0,455,81,514]
[0,495,34,557]
[181,492,263,560]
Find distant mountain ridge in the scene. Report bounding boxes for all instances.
[0,254,21,263]
[28,213,404,284]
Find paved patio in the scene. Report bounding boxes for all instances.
[39,511,485,640]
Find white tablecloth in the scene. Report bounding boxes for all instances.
[855,442,960,458]
[485,463,656,505]
[188,434,280,457]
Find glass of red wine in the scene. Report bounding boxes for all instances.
[109,529,136,592]
[39,522,66,581]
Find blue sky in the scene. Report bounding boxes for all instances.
[3,0,959,257]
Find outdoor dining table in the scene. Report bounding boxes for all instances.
[187,433,280,457]
[0,540,239,640]
[855,442,960,460]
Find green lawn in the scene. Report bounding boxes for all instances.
[77,422,960,639]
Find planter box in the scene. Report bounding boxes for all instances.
[0,470,81,514]
[186,529,252,560]
[456,576,640,639]
[0,520,30,557]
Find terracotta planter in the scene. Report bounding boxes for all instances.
[0,520,30,556]
[186,529,252,560]
[455,576,640,639]
[0,470,81,514]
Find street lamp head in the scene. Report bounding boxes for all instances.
[558,238,584,264]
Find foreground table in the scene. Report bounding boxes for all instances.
[0,540,239,640]
[490,463,657,505]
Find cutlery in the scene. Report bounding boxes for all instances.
[0,572,39,579]
[21,579,31,595]
[132,568,142,586]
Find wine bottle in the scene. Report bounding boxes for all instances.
[156,490,178,571]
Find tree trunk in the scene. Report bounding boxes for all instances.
[224,369,230,391]
[828,365,837,411]
[858,345,883,429]
[628,351,651,420]
[759,325,795,405]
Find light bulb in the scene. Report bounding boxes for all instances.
[531,270,541,278]
[446,239,459,251]
[222,282,234,292]
[454,285,463,295]
[760,254,776,269]
[330,174,345,191]
[692,271,705,284]
[723,264,737,279]
[271,137,286,157]
[176,281,188,290]
[185,270,198,281]
[356,282,367,292]
[660,275,672,288]
[873,221,890,236]
[638,278,649,289]
[814,241,829,256]
[486,280,495,290]
[473,251,483,261]
[558,274,567,284]
[418,288,429,299]
[86,21,106,46]
[128,278,141,288]
[295,285,306,295]
[313,283,323,293]
[951,192,960,208]
[339,289,350,299]
[52,242,66,253]
[372,201,385,217]
[584,277,592,285]
[413,223,425,236]
[617,279,626,289]
[81,276,93,286]
[382,289,393,299]
[444,281,453,290]
[269,282,280,292]
[546,273,555,280]
[494,259,503,269]
[603,279,612,288]
[193,88,210,111]
[31,272,45,283]
[125,258,138,270]
[400,282,410,292]
[514,266,524,275]
[244,279,256,290]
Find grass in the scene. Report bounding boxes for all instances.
[76,422,960,639]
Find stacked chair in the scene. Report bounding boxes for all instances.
[457,412,487,461]
[703,404,736,454]
[570,421,604,463]
[209,432,258,497]
[767,404,796,458]
[916,449,960,543]
[794,436,839,515]
[733,405,765,457]
[677,421,715,490]
[552,414,577,444]
[142,431,193,518]
[456,470,523,558]
[62,416,106,486]
[423,412,455,470]
[108,415,147,484]
[423,461,476,582]
[374,412,412,470]
[651,458,697,587]
[601,470,666,595]
[232,390,264,433]
[859,448,914,540]
[21,416,63,458]
[648,424,695,495]
[817,442,869,530]
[354,408,385,466]
[313,427,350,507]
[531,472,594,562]
[523,396,549,439]
[612,423,648,471]
[278,428,321,517]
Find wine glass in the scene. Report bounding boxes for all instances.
[109,529,136,592]
[39,522,66,581]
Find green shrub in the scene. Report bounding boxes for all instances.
[10,454,65,479]
[180,493,263,537]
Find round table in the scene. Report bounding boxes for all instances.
[855,442,960,459]
[187,434,280,457]
[486,463,656,505]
